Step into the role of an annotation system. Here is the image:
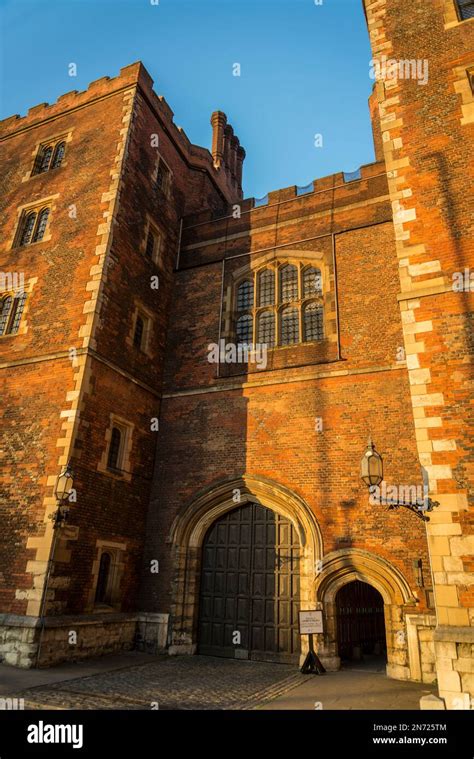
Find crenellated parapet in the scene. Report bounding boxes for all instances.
[0,61,242,203]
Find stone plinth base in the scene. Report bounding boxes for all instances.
[420,694,446,710]
[135,613,169,654]
[317,655,340,671]
[0,612,137,668]
[434,625,474,710]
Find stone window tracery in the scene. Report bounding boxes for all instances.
[33,138,67,175]
[233,261,325,349]
[0,293,27,337]
[15,206,51,247]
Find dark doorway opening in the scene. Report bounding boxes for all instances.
[336,580,387,668]
[198,502,300,663]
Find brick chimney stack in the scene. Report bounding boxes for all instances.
[210,110,245,194]
[236,145,245,190]
[230,135,239,185]
[223,124,233,171]
[210,110,227,169]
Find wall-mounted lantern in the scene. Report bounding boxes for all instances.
[360,437,439,522]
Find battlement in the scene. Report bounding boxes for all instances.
[0,61,243,202]
[182,159,387,233]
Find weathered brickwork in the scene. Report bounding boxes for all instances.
[140,159,436,680]
[0,62,241,666]
[0,0,472,709]
[363,0,473,707]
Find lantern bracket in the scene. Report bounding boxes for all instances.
[383,497,440,522]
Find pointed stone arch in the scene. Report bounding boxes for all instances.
[314,548,416,677]
[167,474,323,655]
[316,548,415,605]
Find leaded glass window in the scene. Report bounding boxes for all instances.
[303,302,324,342]
[257,310,275,347]
[258,269,275,306]
[19,212,37,246]
[280,307,299,345]
[280,264,298,303]
[32,208,50,242]
[0,294,27,336]
[303,266,322,297]
[51,141,66,169]
[236,314,253,345]
[0,297,13,336]
[8,294,27,335]
[38,146,53,173]
[457,0,474,21]
[237,279,254,311]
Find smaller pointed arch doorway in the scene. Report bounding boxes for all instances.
[336,580,387,666]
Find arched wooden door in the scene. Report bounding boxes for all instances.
[336,580,386,662]
[198,502,300,663]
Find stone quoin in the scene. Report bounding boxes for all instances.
[0,0,472,713]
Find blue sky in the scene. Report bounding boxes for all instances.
[0,0,375,198]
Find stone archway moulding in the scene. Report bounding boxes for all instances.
[167,475,323,655]
[169,474,323,557]
[313,548,417,676]
[316,548,415,606]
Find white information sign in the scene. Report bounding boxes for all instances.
[299,610,323,635]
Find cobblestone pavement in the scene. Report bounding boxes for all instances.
[13,656,310,710]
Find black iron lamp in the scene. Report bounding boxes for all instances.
[360,438,439,522]
[360,436,383,487]
[52,463,74,527]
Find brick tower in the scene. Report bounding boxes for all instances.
[363,0,474,708]
[0,62,243,665]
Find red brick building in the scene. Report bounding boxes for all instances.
[0,0,472,711]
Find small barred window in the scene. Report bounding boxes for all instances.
[38,146,53,173]
[51,141,66,169]
[0,293,27,337]
[0,297,13,336]
[156,160,171,194]
[95,552,112,604]
[145,230,155,260]
[32,208,50,242]
[133,314,144,349]
[107,427,122,471]
[19,212,37,246]
[33,138,66,175]
[16,207,51,247]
